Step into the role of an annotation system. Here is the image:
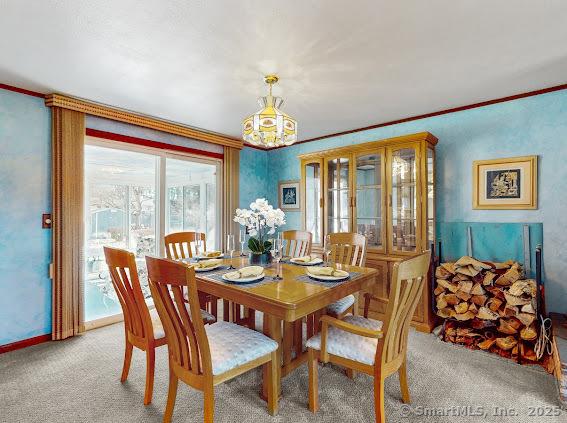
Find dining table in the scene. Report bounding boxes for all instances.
[192,256,379,400]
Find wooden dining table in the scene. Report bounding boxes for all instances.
[193,256,378,399]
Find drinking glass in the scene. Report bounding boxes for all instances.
[323,234,332,266]
[239,229,246,256]
[271,234,283,280]
[194,233,204,257]
[226,234,235,269]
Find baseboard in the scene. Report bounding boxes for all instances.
[0,333,51,354]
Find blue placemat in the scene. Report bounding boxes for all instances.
[295,271,361,288]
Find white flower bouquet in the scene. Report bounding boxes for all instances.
[233,198,286,254]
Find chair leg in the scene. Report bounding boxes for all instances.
[120,339,133,382]
[144,347,156,405]
[267,351,279,416]
[308,348,319,412]
[204,384,215,423]
[164,368,178,423]
[374,376,385,423]
[399,358,410,404]
[346,368,357,379]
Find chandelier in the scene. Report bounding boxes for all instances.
[242,74,298,148]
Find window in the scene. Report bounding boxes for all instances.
[84,140,221,324]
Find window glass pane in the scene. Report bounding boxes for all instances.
[165,157,218,250]
[356,153,382,248]
[305,162,322,244]
[84,145,157,322]
[391,148,417,252]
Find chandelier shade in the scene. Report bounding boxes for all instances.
[242,75,297,148]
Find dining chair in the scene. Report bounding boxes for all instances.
[306,251,431,423]
[145,256,279,423]
[164,231,218,319]
[103,246,168,405]
[282,230,312,258]
[324,232,368,319]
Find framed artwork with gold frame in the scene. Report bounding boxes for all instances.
[473,155,537,209]
[279,180,301,211]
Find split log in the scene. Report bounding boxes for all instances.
[471,295,488,307]
[520,323,537,341]
[496,336,518,351]
[516,312,536,326]
[495,267,521,287]
[486,297,503,312]
[434,285,445,296]
[437,279,458,293]
[478,338,497,350]
[456,290,472,301]
[482,271,497,286]
[471,283,485,296]
[477,307,499,320]
[455,302,469,314]
[504,291,531,306]
[444,294,460,305]
[455,311,475,321]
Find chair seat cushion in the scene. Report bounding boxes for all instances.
[305,315,383,365]
[206,321,278,375]
[200,309,216,324]
[326,294,355,316]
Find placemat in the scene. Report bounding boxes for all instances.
[198,267,274,289]
[295,271,361,288]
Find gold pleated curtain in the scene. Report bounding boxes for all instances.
[222,147,240,250]
[51,107,85,340]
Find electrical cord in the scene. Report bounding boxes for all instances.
[535,314,553,360]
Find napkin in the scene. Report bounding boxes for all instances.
[194,259,222,269]
[202,250,222,258]
[224,266,264,280]
[307,267,349,278]
[292,255,314,263]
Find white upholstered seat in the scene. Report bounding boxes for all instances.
[305,315,383,365]
[326,294,355,316]
[206,321,278,375]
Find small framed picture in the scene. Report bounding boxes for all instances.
[473,155,537,209]
[279,180,300,211]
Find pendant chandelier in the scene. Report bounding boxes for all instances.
[242,74,297,148]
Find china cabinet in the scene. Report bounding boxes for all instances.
[299,132,437,332]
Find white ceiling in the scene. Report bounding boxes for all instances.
[1,1,567,141]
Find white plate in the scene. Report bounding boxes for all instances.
[306,272,349,281]
[290,257,323,266]
[221,273,265,284]
[197,253,224,260]
[194,264,221,272]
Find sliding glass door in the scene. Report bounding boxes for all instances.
[84,141,221,324]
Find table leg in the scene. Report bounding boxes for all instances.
[283,322,293,367]
[262,314,282,401]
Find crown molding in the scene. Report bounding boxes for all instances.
[45,93,243,150]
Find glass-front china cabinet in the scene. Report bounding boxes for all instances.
[299,132,437,332]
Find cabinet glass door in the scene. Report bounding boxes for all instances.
[426,147,435,247]
[389,147,418,252]
[327,157,351,233]
[354,152,384,249]
[304,161,323,244]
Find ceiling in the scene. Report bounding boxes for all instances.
[1,1,567,142]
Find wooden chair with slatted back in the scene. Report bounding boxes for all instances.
[282,230,312,258]
[103,246,167,405]
[164,231,218,319]
[324,232,367,319]
[306,251,431,423]
[145,256,279,423]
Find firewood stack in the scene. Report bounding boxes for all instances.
[435,256,540,363]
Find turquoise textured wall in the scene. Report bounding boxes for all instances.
[260,89,567,314]
[0,89,52,344]
[239,147,268,209]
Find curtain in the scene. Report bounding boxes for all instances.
[51,107,85,340]
[222,147,240,250]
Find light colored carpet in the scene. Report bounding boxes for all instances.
[0,322,564,423]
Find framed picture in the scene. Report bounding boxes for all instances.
[473,155,537,209]
[278,180,300,211]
